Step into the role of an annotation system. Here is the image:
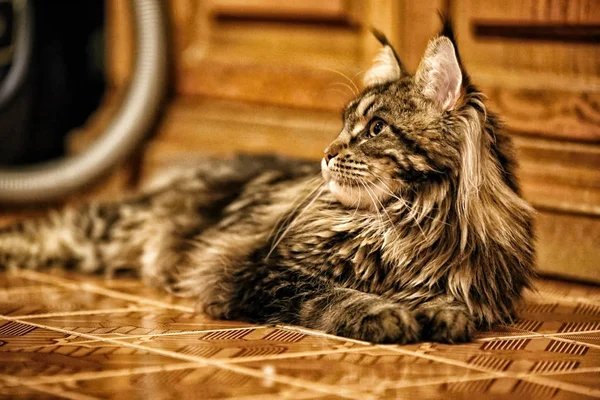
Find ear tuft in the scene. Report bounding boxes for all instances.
[415,37,462,111]
[362,30,403,88]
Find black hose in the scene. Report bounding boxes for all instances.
[0,0,168,203]
[0,0,32,110]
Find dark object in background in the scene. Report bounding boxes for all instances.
[0,0,105,166]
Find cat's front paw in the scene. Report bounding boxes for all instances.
[352,305,421,344]
[419,307,474,344]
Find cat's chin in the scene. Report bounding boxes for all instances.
[321,158,393,210]
[326,180,372,209]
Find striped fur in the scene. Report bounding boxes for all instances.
[0,22,534,344]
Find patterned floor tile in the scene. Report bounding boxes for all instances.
[379,376,599,399]
[21,366,332,400]
[406,336,600,375]
[0,284,137,317]
[28,269,198,310]
[237,347,486,396]
[0,270,598,399]
[554,332,600,348]
[0,323,179,378]
[514,301,600,335]
[99,279,197,309]
[547,371,600,390]
[115,326,367,362]
[0,384,62,400]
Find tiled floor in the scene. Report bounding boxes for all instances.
[0,270,599,399]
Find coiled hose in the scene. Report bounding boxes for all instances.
[0,0,168,203]
[0,0,33,110]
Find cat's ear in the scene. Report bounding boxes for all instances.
[415,36,462,111]
[363,30,406,88]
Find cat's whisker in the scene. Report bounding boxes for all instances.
[350,184,361,220]
[360,179,397,232]
[364,176,427,236]
[367,172,451,228]
[265,184,327,260]
[329,82,358,98]
[353,69,365,79]
[267,175,323,244]
[319,67,360,95]
[358,179,384,228]
[322,88,353,99]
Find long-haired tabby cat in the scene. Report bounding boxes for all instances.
[0,20,534,344]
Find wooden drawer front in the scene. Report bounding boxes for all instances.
[453,0,600,142]
[109,0,368,111]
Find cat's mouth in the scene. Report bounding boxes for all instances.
[321,158,391,210]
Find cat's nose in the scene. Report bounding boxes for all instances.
[324,149,338,164]
[324,140,345,164]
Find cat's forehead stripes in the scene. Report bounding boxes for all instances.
[356,94,377,117]
[351,122,366,136]
[343,91,378,120]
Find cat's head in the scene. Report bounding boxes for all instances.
[321,24,484,210]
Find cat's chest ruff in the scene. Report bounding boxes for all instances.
[296,213,393,277]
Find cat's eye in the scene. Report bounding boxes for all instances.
[368,119,386,137]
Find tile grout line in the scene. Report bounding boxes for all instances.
[491,326,600,350]
[531,366,600,377]
[57,325,269,343]
[11,306,156,320]
[223,345,380,364]
[476,329,600,342]
[12,270,196,313]
[548,334,600,350]
[0,315,373,400]
[276,324,372,346]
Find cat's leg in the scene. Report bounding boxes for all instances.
[416,298,474,343]
[185,260,422,344]
[299,287,422,344]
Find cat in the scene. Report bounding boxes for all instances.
[0,20,535,344]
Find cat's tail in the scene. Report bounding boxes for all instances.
[0,203,122,275]
[0,198,202,291]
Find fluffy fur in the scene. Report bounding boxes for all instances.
[0,21,535,344]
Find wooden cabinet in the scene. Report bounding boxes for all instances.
[97,0,599,282]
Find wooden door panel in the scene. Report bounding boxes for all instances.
[207,0,358,21]
[453,0,600,142]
